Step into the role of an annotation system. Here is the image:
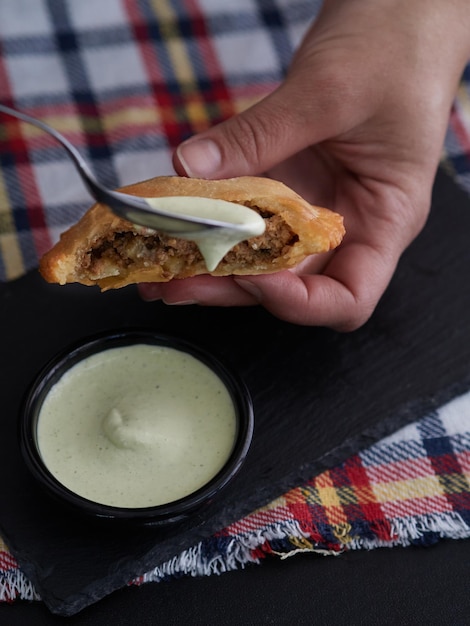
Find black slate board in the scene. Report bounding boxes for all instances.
[1,168,470,616]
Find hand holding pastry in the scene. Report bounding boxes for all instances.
[39,175,344,290]
[140,0,470,330]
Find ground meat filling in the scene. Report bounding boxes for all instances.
[83,207,298,279]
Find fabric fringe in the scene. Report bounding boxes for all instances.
[0,569,41,603]
[136,520,308,584]
[348,512,470,551]
[2,512,469,601]
[133,511,470,587]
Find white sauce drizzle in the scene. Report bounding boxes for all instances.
[37,344,237,508]
[144,196,266,271]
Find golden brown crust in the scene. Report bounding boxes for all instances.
[39,175,345,290]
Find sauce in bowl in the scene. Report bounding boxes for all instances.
[20,331,253,523]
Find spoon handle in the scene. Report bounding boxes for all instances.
[0,104,193,229]
[0,103,112,203]
[0,104,264,253]
[0,104,228,229]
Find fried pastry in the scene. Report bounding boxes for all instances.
[39,175,345,291]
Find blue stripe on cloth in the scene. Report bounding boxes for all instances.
[422,435,458,457]
[136,0,181,81]
[446,153,470,177]
[204,0,319,37]
[450,433,470,455]
[462,64,470,83]
[1,36,57,55]
[417,413,447,439]
[44,0,119,187]
[207,11,265,36]
[359,439,427,466]
[77,28,136,50]
[255,0,297,73]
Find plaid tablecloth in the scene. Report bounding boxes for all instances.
[0,0,469,605]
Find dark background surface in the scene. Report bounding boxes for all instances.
[1,168,470,619]
[1,539,469,625]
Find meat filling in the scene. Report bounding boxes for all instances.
[83,208,298,279]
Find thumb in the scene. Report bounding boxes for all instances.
[173,77,339,179]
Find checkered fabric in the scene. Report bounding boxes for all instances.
[1,0,470,606]
[1,0,470,281]
[0,0,321,281]
[1,390,469,602]
[135,394,470,586]
[446,64,470,193]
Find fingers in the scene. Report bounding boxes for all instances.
[139,238,399,331]
[138,275,258,307]
[173,85,302,179]
[234,241,399,330]
[172,72,354,180]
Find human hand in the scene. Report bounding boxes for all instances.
[139,0,470,330]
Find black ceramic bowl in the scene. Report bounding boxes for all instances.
[19,329,254,525]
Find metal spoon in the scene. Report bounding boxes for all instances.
[0,104,265,268]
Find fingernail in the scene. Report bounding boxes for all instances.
[176,138,222,178]
[234,278,262,302]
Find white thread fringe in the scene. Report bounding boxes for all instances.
[2,512,469,601]
[348,512,470,551]
[0,569,41,603]
[139,520,308,583]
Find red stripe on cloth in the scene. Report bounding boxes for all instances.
[0,550,18,571]
[0,40,14,107]
[250,542,275,560]
[457,450,470,473]
[123,0,183,148]
[183,0,238,123]
[429,452,465,476]
[124,0,237,149]
[3,97,158,156]
[4,102,109,153]
[344,456,392,540]
[365,457,438,484]
[446,490,470,511]
[1,102,81,154]
[0,45,52,256]
[382,494,454,518]
[223,505,294,535]
[286,494,324,536]
[426,446,470,515]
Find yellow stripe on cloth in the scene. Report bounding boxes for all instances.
[309,472,351,540]
[149,0,226,132]
[101,106,161,135]
[0,170,24,280]
[3,114,83,141]
[371,475,446,503]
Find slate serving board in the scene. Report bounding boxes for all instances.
[1,168,470,616]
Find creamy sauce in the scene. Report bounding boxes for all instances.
[37,344,237,508]
[144,196,266,271]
